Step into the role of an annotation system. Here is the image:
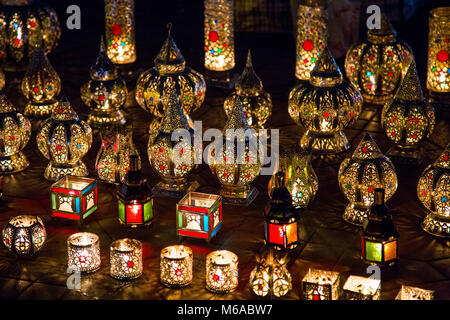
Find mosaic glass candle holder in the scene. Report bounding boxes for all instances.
[395,285,434,300]
[110,238,143,280]
[2,215,46,257]
[0,93,31,173]
[36,97,93,181]
[302,268,341,300]
[50,176,98,222]
[160,245,193,288]
[343,275,381,300]
[206,250,238,293]
[67,232,101,273]
[289,47,362,154]
[338,133,398,226]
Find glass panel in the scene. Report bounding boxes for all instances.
[365,240,382,262]
[383,240,397,262]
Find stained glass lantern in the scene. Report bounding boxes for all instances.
[338,133,398,226]
[96,125,140,184]
[345,15,413,106]
[295,0,327,81]
[381,61,435,165]
[36,97,93,181]
[135,25,206,132]
[117,155,153,228]
[2,215,46,257]
[361,188,399,267]
[417,144,450,238]
[343,275,381,300]
[0,0,60,71]
[268,145,318,209]
[223,50,272,130]
[67,232,101,274]
[264,172,300,250]
[206,250,238,293]
[176,192,222,242]
[395,285,434,300]
[104,0,136,65]
[81,36,127,127]
[148,94,198,197]
[204,0,236,87]
[160,245,193,288]
[21,45,61,118]
[0,93,31,173]
[288,47,362,154]
[249,250,292,298]
[50,176,98,222]
[302,268,341,300]
[426,7,450,101]
[208,97,261,205]
[110,238,143,280]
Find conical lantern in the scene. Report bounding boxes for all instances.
[381,61,435,164]
[0,93,31,173]
[224,50,272,129]
[135,25,206,131]
[21,45,61,118]
[81,36,128,126]
[148,93,198,197]
[36,97,93,181]
[345,14,413,105]
[208,97,261,205]
[417,144,450,238]
[289,47,362,154]
[338,133,398,226]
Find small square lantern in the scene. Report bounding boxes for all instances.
[302,268,341,300]
[176,192,222,242]
[343,275,381,300]
[395,285,434,300]
[51,176,98,222]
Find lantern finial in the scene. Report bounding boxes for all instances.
[395,61,424,102]
[235,50,263,96]
[223,97,250,131]
[159,93,189,133]
[52,96,78,121]
[90,35,118,81]
[352,132,383,160]
[434,143,450,169]
[0,93,14,113]
[154,27,186,75]
[309,47,343,86]
[368,14,396,44]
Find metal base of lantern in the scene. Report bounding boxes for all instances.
[205,69,238,89]
[220,186,259,206]
[118,218,154,229]
[300,130,350,154]
[87,110,126,127]
[24,100,59,118]
[343,202,369,226]
[422,212,450,238]
[0,152,29,174]
[386,145,424,166]
[152,180,200,198]
[44,161,88,182]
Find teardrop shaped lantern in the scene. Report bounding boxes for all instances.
[224,50,272,129]
[338,133,398,226]
[289,47,362,154]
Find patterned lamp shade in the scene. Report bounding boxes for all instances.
[289,47,362,154]
[2,215,46,257]
[36,97,93,181]
[110,238,143,280]
[343,275,381,300]
[206,250,238,293]
[302,268,341,300]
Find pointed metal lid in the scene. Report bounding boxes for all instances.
[159,93,189,133]
[367,14,397,44]
[90,36,118,81]
[433,143,450,169]
[352,132,384,160]
[394,61,424,102]
[154,23,186,75]
[51,96,79,121]
[235,50,263,97]
[223,96,249,131]
[309,47,343,87]
[0,93,15,113]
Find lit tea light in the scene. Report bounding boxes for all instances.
[395,285,434,300]
[160,245,193,288]
[110,238,142,280]
[302,268,341,300]
[343,275,381,300]
[67,232,101,273]
[206,250,238,293]
[2,215,46,257]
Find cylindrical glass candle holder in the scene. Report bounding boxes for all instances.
[2,215,46,257]
[104,0,136,65]
[206,250,238,293]
[160,245,193,288]
[110,238,142,280]
[67,232,101,273]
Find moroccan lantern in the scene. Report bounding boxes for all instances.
[302,268,341,300]
[288,47,362,154]
[208,97,261,205]
[110,238,143,280]
[338,133,398,226]
[21,45,61,118]
[206,250,238,293]
[135,25,206,132]
[160,245,193,288]
[67,232,101,274]
[81,36,127,126]
[343,275,381,300]
[2,215,46,257]
[36,97,93,181]
[381,61,435,164]
[345,15,413,105]
[294,0,327,81]
[0,0,60,71]
[0,93,31,173]
[223,50,272,130]
[417,144,450,238]
[396,285,434,300]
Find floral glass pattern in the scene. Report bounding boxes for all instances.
[110,238,143,280]
[2,215,46,256]
[160,245,193,288]
[67,232,101,273]
[206,250,238,293]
